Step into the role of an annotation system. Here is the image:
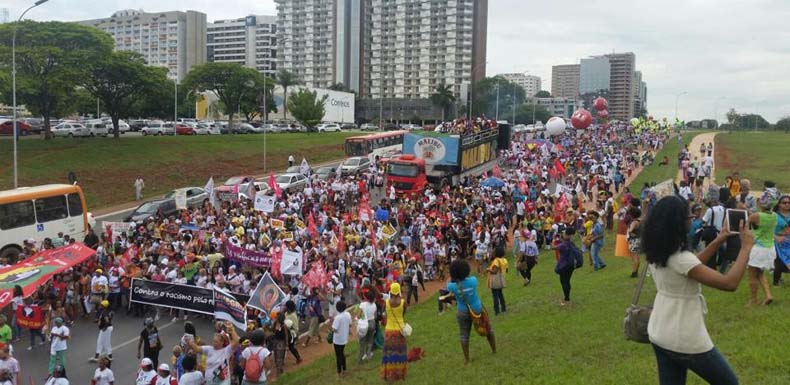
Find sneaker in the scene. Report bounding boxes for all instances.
[154,314,160,321]
[26,346,33,351]
[89,357,98,363]
[172,317,178,323]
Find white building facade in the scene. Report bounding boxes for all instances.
[498,73,542,97]
[207,15,278,77]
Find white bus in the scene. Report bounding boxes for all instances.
[0,184,94,261]
[344,130,407,163]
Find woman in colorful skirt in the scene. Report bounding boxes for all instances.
[444,259,496,365]
[381,283,407,382]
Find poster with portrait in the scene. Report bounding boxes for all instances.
[246,272,286,315]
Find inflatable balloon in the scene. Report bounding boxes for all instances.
[571,108,592,129]
[630,118,640,126]
[545,116,566,136]
[593,97,608,111]
[597,109,609,119]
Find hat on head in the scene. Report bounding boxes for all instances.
[140,358,153,367]
[389,282,401,296]
[100,300,110,308]
[95,269,103,274]
[158,363,170,372]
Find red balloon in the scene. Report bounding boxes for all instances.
[593,97,608,111]
[597,109,609,119]
[571,109,593,129]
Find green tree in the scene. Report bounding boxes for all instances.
[726,108,740,131]
[472,76,526,120]
[240,77,277,122]
[736,114,769,130]
[128,80,174,120]
[181,63,264,127]
[534,90,551,98]
[515,103,551,125]
[777,117,790,133]
[276,69,300,120]
[430,83,456,122]
[82,51,167,138]
[0,21,113,138]
[287,88,327,129]
[65,88,100,118]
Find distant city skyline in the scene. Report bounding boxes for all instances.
[4,0,789,122]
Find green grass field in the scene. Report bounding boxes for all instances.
[626,131,701,192]
[716,131,790,191]
[0,133,356,209]
[279,134,790,385]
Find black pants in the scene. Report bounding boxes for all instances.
[774,258,790,285]
[334,343,346,373]
[491,288,506,314]
[288,338,301,361]
[519,257,537,281]
[143,349,159,369]
[406,282,419,304]
[559,267,574,301]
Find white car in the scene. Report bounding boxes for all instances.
[194,123,220,135]
[116,120,130,134]
[141,122,174,136]
[401,124,422,131]
[339,156,372,175]
[275,173,309,192]
[84,122,109,137]
[52,122,89,137]
[360,123,378,131]
[317,123,341,132]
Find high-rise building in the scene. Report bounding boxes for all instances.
[579,56,610,95]
[207,15,278,77]
[557,52,638,120]
[633,71,649,116]
[1,8,9,24]
[78,10,207,82]
[275,0,488,100]
[605,52,636,120]
[551,64,580,98]
[498,73,542,97]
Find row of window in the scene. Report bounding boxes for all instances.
[0,194,83,231]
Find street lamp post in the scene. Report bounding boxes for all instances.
[674,91,688,120]
[713,96,726,128]
[11,0,50,189]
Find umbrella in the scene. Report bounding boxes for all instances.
[481,177,505,189]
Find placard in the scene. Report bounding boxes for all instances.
[255,195,276,213]
[130,279,214,315]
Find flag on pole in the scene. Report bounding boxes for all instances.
[268,172,282,199]
[205,177,216,207]
[300,158,310,177]
[243,180,256,200]
[307,212,319,238]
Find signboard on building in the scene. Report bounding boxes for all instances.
[274,86,355,124]
[403,133,459,166]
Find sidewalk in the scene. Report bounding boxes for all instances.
[677,132,718,187]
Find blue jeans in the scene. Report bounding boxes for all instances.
[591,243,606,269]
[652,344,738,385]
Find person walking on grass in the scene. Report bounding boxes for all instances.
[773,195,790,286]
[445,259,495,365]
[357,289,377,363]
[381,283,407,382]
[134,177,145,201]
[516,232,539,286]
[331,301,352,378]
[588,211,606,270]
[487,247,508,315]
[643,196,753,385]
[554,227,582,306]
[746,195,777,305]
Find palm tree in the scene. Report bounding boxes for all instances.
[430,83,456,122]
[276,70,300,120]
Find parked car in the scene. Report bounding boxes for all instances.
[285,165,312,176]
[216,175,256,201]
[21,118,43,134]
[175,124,195,135]
[359,123,378,131]
[317,123,341,132]
[401,124,422,131]
[52,122,89,137]
[275,173,309,192]
[273,123,292,132]
[194,123,220,135]
[0,120,32,136]
[341,123,356,130]
[85,122,109,137]
[163,187,207,208]
[129,119,149,132]
[339,156,371,176]
[249,124,267,134]
[116,120,131,134]
[124,199,177,223]
[312,166,337,181]
[232,123,254,134]
[141,122,174,136]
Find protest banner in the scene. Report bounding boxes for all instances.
[381,223,398,239]
[0,243,95,309]
[15,304,45,329]
[175,189,187,210]
[213,287,248,330]
[254,195,276,213]
[653,179,675,199]
[269,218,284,230]
[130,279,214,315]
[224,243,271,268]
[280,249,303,276]
[246,272,285,314]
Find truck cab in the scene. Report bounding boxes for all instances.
[385,155,427,196]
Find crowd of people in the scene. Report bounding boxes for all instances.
[0,119,699,385]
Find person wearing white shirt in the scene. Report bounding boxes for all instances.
[0,346,19,385]
[331,301,352,377]
[177,355,204,385]
[356,291,377,362]
[92,356,114,385]
[239,330,272,385]
[48,318,69,376]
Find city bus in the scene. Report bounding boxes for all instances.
[344,130,407,163]
[0,184,94,261]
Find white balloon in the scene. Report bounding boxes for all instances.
[545,117,566,136]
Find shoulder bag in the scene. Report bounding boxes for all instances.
[456,283,488,337]
[387,299,412,337]
[700,208,719,244]
[623,266,652,344]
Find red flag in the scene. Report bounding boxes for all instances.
[15,304,45,329]
[337,226,345,257]
[307,213,319,239]
[492,165,502,178]
[119,244,139,267]
[268,172,282,199]
[554,159,566,175]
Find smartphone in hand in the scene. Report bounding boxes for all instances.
[725,209,747,234]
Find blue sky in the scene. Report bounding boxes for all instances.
[3,0,789,122]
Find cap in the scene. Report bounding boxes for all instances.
[389,282,401,296]
[95,269,103,274]
[140,358,153,367]
[100,300,109,308]
[158,363,170,372]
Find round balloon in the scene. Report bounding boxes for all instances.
[630,118,640,126]
[597,109,609,119]
[593,97,608,111]
[545,116,566,136]
[571,108,592,129]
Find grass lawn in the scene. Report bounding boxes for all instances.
[0,132,356,209]
[279,132,790,385]
[626,131,702,192]
[716,131,790,191]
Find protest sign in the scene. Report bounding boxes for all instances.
[130,279,214,315]
[269,218,284,230]
[280,249,303,276]
[254,195,276,213]
[224,243,271,267]
[213,287,248,330]
[555,183,574,197]
[15,304,45,329]
[175,190,187,210]
[246,272,285,314]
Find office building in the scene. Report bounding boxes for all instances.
[579,56,610,95]
[633,71,648,116]
[275,0,488,101]
[605,52,636,120]
[78,9,207,82]
[555,52,638,120]
[498,73,542,97]
[529,97,577,119]
[207,15,278,77]
[551,64,580,98]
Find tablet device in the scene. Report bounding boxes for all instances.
[726,209,747,233]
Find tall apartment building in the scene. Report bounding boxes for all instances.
[605,52,636,120]
[207,15,278,77]
[579,56,610,95]
[555,52,638,120]
[551,64,580,98]
[633,71,648,116]
[275,0,488,100]
[498,73,542,97]
[78,10,207,82]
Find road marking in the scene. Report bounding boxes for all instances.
[110,319,177,351]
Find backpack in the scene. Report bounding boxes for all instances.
[244,347,264,382]
[296,297,307,318]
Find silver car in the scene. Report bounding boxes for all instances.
[339,156,372,176]
[164,187,208,208]
[275,173,309,192]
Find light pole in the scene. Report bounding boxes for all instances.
[173,75,178,136]
[674,91,688,120]
[495,83,500,121]
[467,61,488,121]
[713,96,726,128]
[11,0,50,189]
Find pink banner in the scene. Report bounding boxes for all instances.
[224,242,271,267]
